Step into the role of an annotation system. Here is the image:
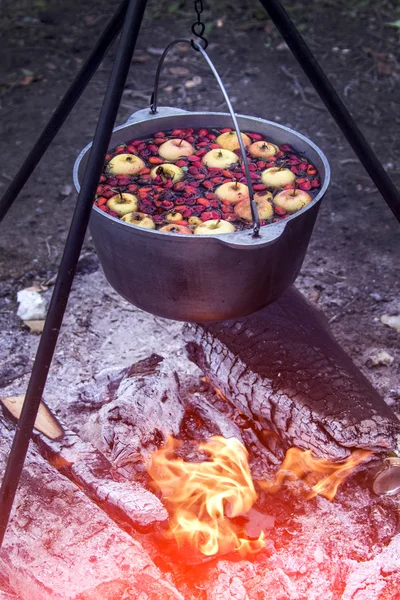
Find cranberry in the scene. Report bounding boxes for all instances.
[280,144,293,152]
[109,210,119,217]
[194,173,206,180]
[256,160,267,169]
[153,215,164,223]
[149,156,163,165]
[247,132,263,141]
[197,141,209,147]
[182,208,193,218]
[97,197,107,206]
[274,205,287,216]
[197,197,210,207]
[211,177,224,184]
[311,178,321,188]
[207,133,217,140]
[210,143,222,149]
[299,162,308,171]
[148,144,159,153]
[162,200,174,209]
[194,204,206,214]
[188,166,199,175]
[209,199,220,208]
[154,131,166,137]
[307,165,317,175]
[202,180,214,189]
[220,128,232,133]
[299,180,311,191]
[107,178,118,186]
[186,136,195,143]
[198,128,209,137]
[175,160,188,167]
[275,151,285,158]
[154,138,165,145]
[171,129,184,136]
[116,175,131,185]
[99,175,107,183]
[96,185,103,195]
[201,210,221,221]
[253,184,267,191]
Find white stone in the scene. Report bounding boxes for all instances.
[381,314,400,333]
[16,289,47,321]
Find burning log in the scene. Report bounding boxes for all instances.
[0,417,183,600]
[184,287,400,460]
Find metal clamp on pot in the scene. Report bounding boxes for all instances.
[73,40,330,322]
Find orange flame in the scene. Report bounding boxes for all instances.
[147,436,371,557]
[147,435,265,557]
[258,447,371,501]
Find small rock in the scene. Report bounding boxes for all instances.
[366,350,395,368]
[60,184,72,197]
[370,292,383,302]
[381,315,400,333]
[17,289,47,321]
[169,67,190,77]
[146,47,165,56]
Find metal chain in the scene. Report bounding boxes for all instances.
[191,0,208,50]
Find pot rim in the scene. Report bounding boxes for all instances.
[73,110,330,242]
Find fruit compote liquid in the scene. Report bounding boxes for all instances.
[94,127,321,235]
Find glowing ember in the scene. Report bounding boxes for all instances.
[147,436,371,557]
[147,435,265,557]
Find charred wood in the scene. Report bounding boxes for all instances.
[184,287,400,460]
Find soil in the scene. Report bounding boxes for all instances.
[0,1,399,592]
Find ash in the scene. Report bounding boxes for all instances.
[0,269,399,600]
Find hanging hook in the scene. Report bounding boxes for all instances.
[191,0,208,50]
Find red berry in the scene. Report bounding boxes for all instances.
[139,168,151,175]
[197,197,210,207]
[299,180,311,191]
[211,177,224,184]
[188,155,200,162]
[201,210,221,221]
[109,210,119,217]
[197,141,209,147]
[201,180,214,189]
[98,205,109,212]
[210,143,222,149]
[194,204,206,214]
[207,133,217,140]
[256,161,267,169]
[248,163,257,171]
[274,205,287,216]
[247,132,263,141]
[102,189,115,199]
[148,144,159,153]
[299,163,308,171]
[198,128,209,137]
[220,128,232,133]
[184,186,198,195]
[126,144,136,153]
[153,215,164,223]
[96,185,103,195]
[307,165,317,175]
[182,208,193,218]
[173,182,186,192]
[221,170,233,178]
[194,173,206,180]
[162,200,174,209]
[154,138,165,145]
[188,166,199,175]
[295,177,307,184]
[275,151,285,158]
[186,136,195,143]
[171,129,184,136]
[99,175,107,183]
[253,184,267,191]
[115,145,126,154]
[116,175,131,185]
[97,197,107,206]
[291,166,300,175]
[282,183,295,190]
[163,179,173,188]
[175,160,188,167]
[185,128,194,135]
[127,184,137,192]
[279,144,293,152]
[311,179,321,188]
[149,156,164,165]
[154,131,166,137]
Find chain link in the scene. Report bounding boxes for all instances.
[191,0,208,50]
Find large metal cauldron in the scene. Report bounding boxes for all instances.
[73,107,330,322]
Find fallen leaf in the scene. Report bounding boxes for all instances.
[1,395,64,440]
[132,54,150,63]
[381,314,400,332]
[146,47,165,56]
[23,319,45,334]
[184,75,202,89]
[164,85,174,93]
[169,66,190,77]
[19,73,43,86]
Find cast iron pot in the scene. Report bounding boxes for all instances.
[73,106,330,322]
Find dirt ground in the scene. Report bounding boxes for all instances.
[0,1,399,444]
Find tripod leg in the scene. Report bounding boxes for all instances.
[258,0,400,223]
[0,0,148,547]
[0,0,129,224]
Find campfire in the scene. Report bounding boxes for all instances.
[147,435,371,559]
[1,288,399,599]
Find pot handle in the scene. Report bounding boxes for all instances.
[123,106,189,126]
[150,38,261,237]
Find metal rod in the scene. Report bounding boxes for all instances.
[258,0,400,223]
[0,0,129,225]
[150,38,260,235]
[0,0,148,547]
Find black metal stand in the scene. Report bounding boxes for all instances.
[0,0,147,546]
[0,0,399,548]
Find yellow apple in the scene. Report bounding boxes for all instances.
[151,163,183,183]
[121,212,155,229]
[202,149,239,169]
[215,181,249,204]
[106,193,138,216]
[159,224,192,234]
[216,131,251,151]
[261,167,296,188]
[248,141,279,158]
[234,192,274,222]
[166,211,183,223]
[106,154,145,176]
[188,216,202,227]
[273,189,312,213]
[158,139,194,161]
[194,219,236,235]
